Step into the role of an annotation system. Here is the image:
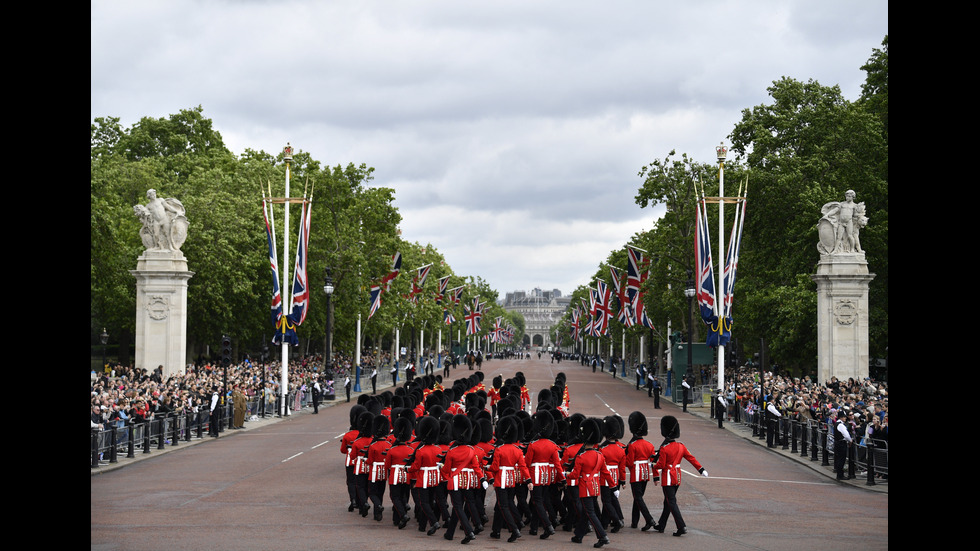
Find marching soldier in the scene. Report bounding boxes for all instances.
[487,415,530,542]
[440,415,483,543]
[384,415,415,529]
[342,405,368,512]
[650,416,708,537]
[598,416,626,533]
[566,418,611,548]
[349,410,376,518]
[407,415,445,535]
[524,411,564,539]
[624,411,657,530]
[366,415,393,521]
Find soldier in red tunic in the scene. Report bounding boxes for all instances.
[623,411,657,531]
[342,405,367,513]
[598,415,626,533]
[407,415,445,535]
[524,410,564,539]
[651,415,708,536]
[384,415,415,529]
[487,415,531,542]
[440,415,483,543]
[566,417,611,548]
[366,414,393,521]
[348,410,375,518]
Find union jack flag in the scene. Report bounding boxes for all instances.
[287,198,312,327]
[368,285,383,320]
[381,252,401,292]
[609,266,634,327]
[718,196,747,347]
[627,246,655,329]
[449,286,465,304]
[444,308,456,325]
[593,280,613,336]
[696,197,719,346]
[570,307,581,342]
[416,264,432,288]
[436,276,450,304]
[464,297,483,335]
[263,198,282,328]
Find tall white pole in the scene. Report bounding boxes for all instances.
[281,144,292,416]
[716,141,727,394]
[355,313,362,392]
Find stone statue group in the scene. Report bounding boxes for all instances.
[817,190,867,255]
[134,189,188,252]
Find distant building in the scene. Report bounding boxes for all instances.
[502,288,571,348]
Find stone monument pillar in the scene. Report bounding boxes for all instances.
[811,190,875,384]
[130,190,194,379]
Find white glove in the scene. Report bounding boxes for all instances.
[482,480,489,490]
[613,490,620,498]
[700,469,709,477]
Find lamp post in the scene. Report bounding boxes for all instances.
[684,271,696,389]
[280,142,293,417]
[100,328,109,373]
[261,340,268,418]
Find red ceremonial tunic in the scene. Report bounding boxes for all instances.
[489,443,530,488]
[408,443,445,489]
[567,447,611,497]
[652,441,703,487]
[599,441,627,486]
[384,441,414,485]
[341,429,359,467]
[524,438,565,486]
[623,437,656,482]
[441,443,485,490]
[349,435,373,475]
[367,438,393,483]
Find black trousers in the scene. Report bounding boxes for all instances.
[444,489,475,537]
[389,483,409,523]
[574,495,607,540]
[529,484,556,530]
[346,465,357,505]
[630,480,653,526]
[599,485,623,527]
[657,485,685,530]
[354,473,369,509]
[491,486,521,533]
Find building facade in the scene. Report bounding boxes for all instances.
[502,288,571,348]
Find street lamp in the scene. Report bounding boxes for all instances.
[100,328,109,374]
[715,141,728,395]
[323,268,334,383]
[684,271,696,389]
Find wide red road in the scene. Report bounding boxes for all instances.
[91,355,887,550]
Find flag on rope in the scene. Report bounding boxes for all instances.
[718,195,747,347]
[436,276,450,304]
[695,196,719,346]
[368,285,383,320]
[262,196,282,329]
[381,251,401,292]
[287,197,312,327]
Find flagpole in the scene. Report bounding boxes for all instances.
[716,141,727,394]
[281,144,292,417]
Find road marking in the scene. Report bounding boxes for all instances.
[283,452,303,462]
[312,441,330,449]
[680,468,833,485]
[593,394,619,416]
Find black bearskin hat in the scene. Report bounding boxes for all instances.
[372,414,391,439]
[438,418,454,446]
[580,417,603,445]
[531,410,554,441]
[416,415,441,444]
[357,410,374,438]
[393,416,413,443]
[661,415,680,439]
[515,372,526,386]
[496,415,520,444]
[452,414,473,444]
[603,415,624,440]
[349,404,367,429]
[628,411,648,437]
[477,418,494,444]
[492,375,502,389]
[538,388,553,406]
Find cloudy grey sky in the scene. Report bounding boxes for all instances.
[91,1,887,297]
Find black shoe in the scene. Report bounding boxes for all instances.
[398,517,409,530]
[641,521,656,532]
[630,523,638,529]
[427,522,441,536]
[594,537,610,548]
[507,531,522,542]
[481,515,489,525]
[360,505,370,517]
[348,502,355,512]
[540,525,555,539]
[610,520,623,533]
[473,524,483,535]
[461,532,475,544]
[529,528,538,536]
[418,523,427,532]
[444,533,454,541]
[673,527,687,537]
[571,536,583,543]
[489,532,501,539]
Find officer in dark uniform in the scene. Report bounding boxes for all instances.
[834,409,852,480]
[311,378,320,414]
[681,376,690,413]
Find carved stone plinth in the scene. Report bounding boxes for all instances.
[811,253,875,385]
[130,250,194,379]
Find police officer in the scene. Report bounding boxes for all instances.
[208,386,220,437]
[681,376,690,413]
[311,377,321,414]
[716,390,727,429]
[834,409,852,480]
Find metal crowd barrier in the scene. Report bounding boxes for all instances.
[732,404,887,484]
